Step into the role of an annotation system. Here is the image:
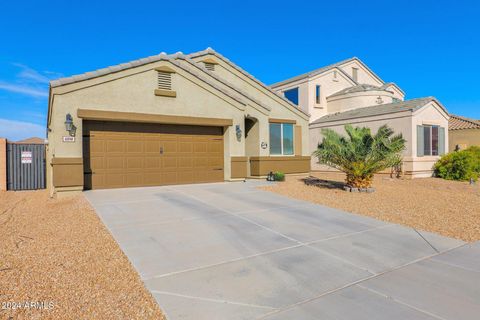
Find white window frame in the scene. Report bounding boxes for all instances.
[270,123,294,156]
[423,125,439,156]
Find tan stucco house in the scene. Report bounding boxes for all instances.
[47,48,310,196]
[271,57,449,178]
[449,114,480,151]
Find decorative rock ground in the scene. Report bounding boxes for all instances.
[344,186,375,193]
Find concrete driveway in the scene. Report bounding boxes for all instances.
[85,181,480,320]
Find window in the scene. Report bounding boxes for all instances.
[315,85,321,104]
[417,125,445,156]
[431,126,439,155]
[423,126,432,155]
[352,67,358,81]
[270,123,294,155]
[283,87,299,105]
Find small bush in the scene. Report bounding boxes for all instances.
[434,147,480,181]
[274,172,285,181]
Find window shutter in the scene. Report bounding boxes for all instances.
[439,127,445,155]
[417,125,424,157]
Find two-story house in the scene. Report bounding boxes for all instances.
[271,57,449,178]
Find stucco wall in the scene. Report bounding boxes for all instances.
[271,69,355,122]
[310,112,413,171]
[47,58,310,194]
[384,84,405,101]
[409,103,449,176]
[270,59,404,125]
[47,63,243,193]
[309,103,449,178]
[306,71,355,121]
[192,58,309,120]
[327,91,395,114]
[189,56,310,157]
[449,129,480,151]
[339,61,383,86]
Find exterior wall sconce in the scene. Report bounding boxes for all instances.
[235,125,242,141]
[65,113,77,137]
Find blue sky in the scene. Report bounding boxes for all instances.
[1,0,479,140]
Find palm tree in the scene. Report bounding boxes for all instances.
[313,124,406,188]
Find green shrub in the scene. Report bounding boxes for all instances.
[434,147,480,181]
[274,172,285,181]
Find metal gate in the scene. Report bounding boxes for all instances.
[7,143,46,190]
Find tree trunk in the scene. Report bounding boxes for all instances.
[346,174,373,188]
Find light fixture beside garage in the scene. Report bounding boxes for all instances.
[64,113,77,137]
[235,125,242,141]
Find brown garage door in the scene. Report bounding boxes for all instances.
[83,121,224,189]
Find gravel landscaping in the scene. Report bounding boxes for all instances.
[260,173,480,242]
[0,190,165,320]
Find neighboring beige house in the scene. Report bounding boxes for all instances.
[15,137,46,144]
[47,48,310,197]
[449,114,480,151]
[271,57,449,178]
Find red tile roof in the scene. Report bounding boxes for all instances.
[449,115,480,130]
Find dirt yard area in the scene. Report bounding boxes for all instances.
[260,173,480,242]
[0,190,165,320]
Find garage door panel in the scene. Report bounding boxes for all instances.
[178,135,193,142]
[144,172,162,185]
[89,173,104,189]
[84,121,224,189]
[194,157,209,168]
[163,141,178,153]
[106,157,125,170]
[144,157,161,169]
[89,156,105,170]
[208,140,223,153]
[90,139,105,153]
[104,173,125,188]
[178,158,193,168]
[127,140,144,153]
[126,157,144,169]
[162,172,178,185]
[126,172,143,186]
[210,170,224,182]
[163,157,178,169]
[145,140,160,153]
[194,142,208,153]
[209,157,224,167]
[106,140,125,153]
[178,142,193,153]
[193,171,207,182]
[177,171,194,184]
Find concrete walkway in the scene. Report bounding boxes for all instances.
[85,181,479,320]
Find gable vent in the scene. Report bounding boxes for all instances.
[157,71,172,90]
[204,62,215,71]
